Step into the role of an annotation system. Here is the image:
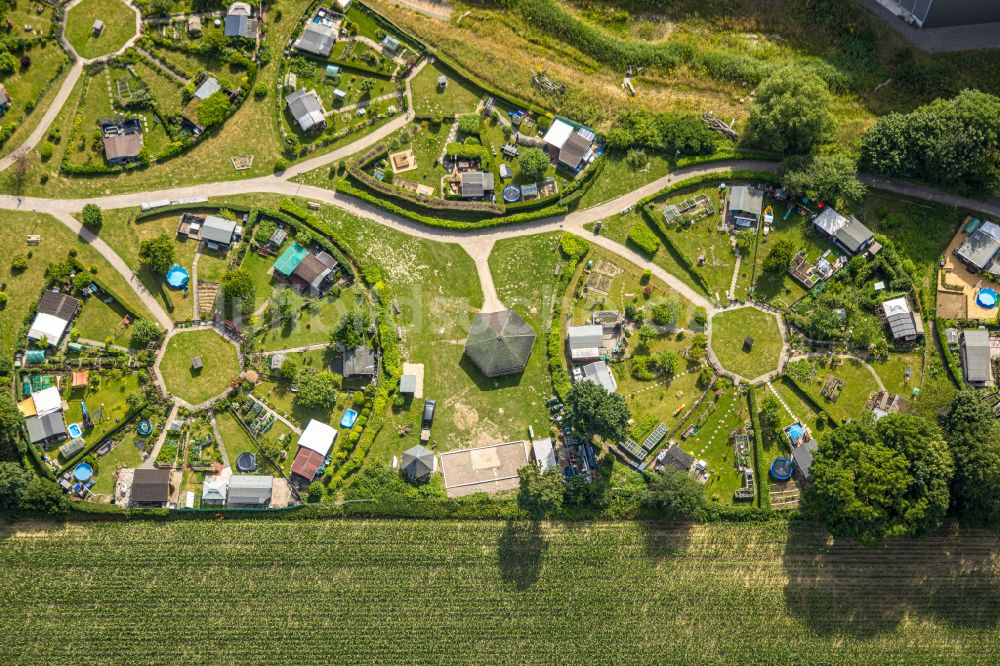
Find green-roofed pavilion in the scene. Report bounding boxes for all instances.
[464,310,536,378]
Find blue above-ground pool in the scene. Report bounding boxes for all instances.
[340,409,358,429]
[67,422,83,439]
[786,423,805,443]
[73,462,93,483]
[165,264,189,289]
[977,288,998,309]
[770,457,794,481]
[138,420,153,437]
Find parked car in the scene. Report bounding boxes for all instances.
[422,399,436,427]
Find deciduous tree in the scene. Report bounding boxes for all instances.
[644,467,706,522]
[749,66,834,153]
[565,380,630,442]
[807,414,953,544]
[942,390,1000,526]
[139,234,176,274]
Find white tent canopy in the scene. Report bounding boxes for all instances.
[297,419,337,455]
[32,386,62,417]
[28,313,69,343]
[542,119,574,149]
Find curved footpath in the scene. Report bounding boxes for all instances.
[1,35,999,334]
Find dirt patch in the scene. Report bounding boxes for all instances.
[452,401,479,430]
[936,290,966,320]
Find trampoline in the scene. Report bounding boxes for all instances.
[340,409,358,429]
[236,452,257,473]
[165,264,189,289]
[770,457,794,481]
[73,462,94,483]
[976,288,998,309]
[502,185,521,203]
[137,420,153,437]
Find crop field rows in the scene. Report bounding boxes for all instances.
[1,519,998,664]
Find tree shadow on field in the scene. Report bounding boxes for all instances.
[640,519,694,563]
[783,521,1000,639]
[497,520,546,590]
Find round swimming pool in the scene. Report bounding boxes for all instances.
[502,185,521,203]
[73,462,94,483]
[137,420,153,437]
[165,264,190,289]
[977,288,998,309]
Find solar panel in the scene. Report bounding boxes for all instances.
[621,439,644,460]
[641,423,667,452]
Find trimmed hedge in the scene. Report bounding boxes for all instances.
[336,181,568,230]
[627,222,660,255]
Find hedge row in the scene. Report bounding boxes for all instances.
[335,180,568,230]
[639,205,712,295]
[783,374,840,428]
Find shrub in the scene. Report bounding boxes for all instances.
[559,233,590,260]
[11,255,28,272]
[39,141,54,160]
[627,223,660,255]
[81,203,103,232]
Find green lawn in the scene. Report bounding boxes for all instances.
[90,429,147,495]
[0,211,153,357]
[257,283,367,351]
[74,294,135,347]
[215,409,259,470]
[872,352,923,399]
[159,329,240,404]
[410,61,482,117]
[710,307,783,380]
[64,0,136,59]
[196,246,230,284]
[62,372,140,449]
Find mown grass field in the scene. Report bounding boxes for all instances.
[64,0,136,59]
[710,306,782,379]
[159,329,240,404]
[1,518,998,663]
